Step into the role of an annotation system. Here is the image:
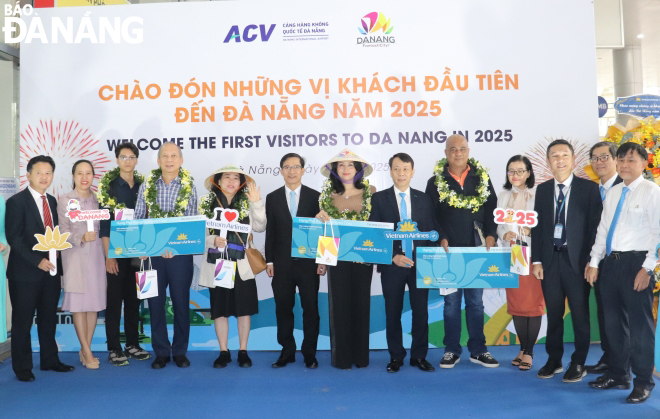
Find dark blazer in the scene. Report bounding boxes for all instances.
[369,186,443,275]
[612,175,623,187]
[531,176,602,273]
[425,162,497,247]
[6,188,63,282]
[265,185,320,273]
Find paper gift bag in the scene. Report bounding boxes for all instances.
[214,257,237,289]
[315,220,340,266]
[135,258,158,299]
[510,244,530,275]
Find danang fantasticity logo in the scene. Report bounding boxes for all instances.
[357,12,394,47]
[2,4,143,44]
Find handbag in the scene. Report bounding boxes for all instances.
[315,220,339,266]
[135,258,158,299]
[235,232,267,275]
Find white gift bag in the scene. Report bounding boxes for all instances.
[135,258,158,299]
[214,252,236,289]
[315,220,340,266]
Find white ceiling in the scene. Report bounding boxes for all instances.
[597,0,660,100]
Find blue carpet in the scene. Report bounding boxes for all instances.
[0,344,658,418]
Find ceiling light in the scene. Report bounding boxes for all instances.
[637,34,644,39]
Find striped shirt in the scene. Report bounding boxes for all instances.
[134,175,198,219]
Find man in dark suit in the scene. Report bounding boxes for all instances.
[532,139,602,383]
[6,156,75,382]
[370,153,446,372]
[266,153,321,369]
[425,134,500,369]
[585,141,622,375]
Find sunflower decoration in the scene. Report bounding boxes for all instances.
[602,116,660,184]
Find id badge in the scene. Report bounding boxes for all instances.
[553,223,563,240]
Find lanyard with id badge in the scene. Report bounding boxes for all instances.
[554,185,570,244]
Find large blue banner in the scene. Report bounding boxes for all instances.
[291,217,394,264]
[416,247,518,289]
[108,215,206,258]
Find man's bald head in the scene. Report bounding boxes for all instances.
[445,134,470,171]
[445,134,468,150]
[158,142,183,158]
[157,142,184,177]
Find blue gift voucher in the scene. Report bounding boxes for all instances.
[108,215,206,258]
[291,217,394,264]
[416,247,518,288]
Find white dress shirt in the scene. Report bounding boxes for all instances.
[27,185,50,225]
[589,175,660,271]
[600,174,617,194]
[285,184,302,213]
[394,186,412,220]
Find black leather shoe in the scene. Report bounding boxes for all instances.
[410,358,435,372]
[304,357,318,369]
[173,355,190,368]
[387,359,403,373]
[16,371,35,382]
[588,375,630,390]
[238,350,252,368]
[626,387,652,404]
[272,353,295,368]
[585,361,608,374]
[537,360,563,379]
[151,356,170,369]
[213,351,231,368]
[40,362,75,372]
[562,363,587,383]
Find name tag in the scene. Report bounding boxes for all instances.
[554,223,563,239]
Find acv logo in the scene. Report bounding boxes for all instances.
[223,24,276,43]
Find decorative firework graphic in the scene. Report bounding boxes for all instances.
[525,137,591,184]
[20,120,112,199]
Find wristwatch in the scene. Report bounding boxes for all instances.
[646,268,655,278]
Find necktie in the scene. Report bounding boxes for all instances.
[600,185,606,202]
[41,195,54,230]
[399,192,407,220]
[553,184,566,248]
[289,190,297,218]
[606,187,630,255]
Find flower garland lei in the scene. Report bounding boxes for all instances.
[433,157,490,213]
[319,178,372,221]
[96,167,145,210]
[144,167,194,218]
[198,189,250,221]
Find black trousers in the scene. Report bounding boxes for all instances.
[593,266,611,364]
[271,261,320,359]
[149,255,193,357]
[381,266,429,360]
[105,258,141,351]
[8,275,62,374]
[540,250,590,364]
[600,252,655,390]
[327,261,373,369]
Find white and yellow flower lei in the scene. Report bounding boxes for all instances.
[144,167,194,218]
[433,157,490,213]
[319,178,372,221]
[96,167,144,210]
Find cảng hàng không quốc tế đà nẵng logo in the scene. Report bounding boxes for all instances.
[357,12,394,47]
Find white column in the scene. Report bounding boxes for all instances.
[612,46,643,126]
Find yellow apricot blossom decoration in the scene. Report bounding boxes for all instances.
[32,226,73,251]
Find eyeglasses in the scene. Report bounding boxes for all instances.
[590,155,611,163]
[507,169,528,176]
[118,156,137,161]
[282,165,302,171]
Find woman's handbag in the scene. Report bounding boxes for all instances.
[235,232,267,275]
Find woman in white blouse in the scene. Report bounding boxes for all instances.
[496,155,545,371]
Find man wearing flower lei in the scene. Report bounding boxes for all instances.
[134,142,198,370]
[98,142,151,367]
[315,148,377,370]
[424,134,500,369]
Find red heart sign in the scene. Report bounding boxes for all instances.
[222,209,239,223]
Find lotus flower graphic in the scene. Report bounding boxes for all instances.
[110,222,177,256]
[136,271,152,294]
[33,226,73,251]
[293,225,366,262]
[359,12,393,35]
[416,251,486,287]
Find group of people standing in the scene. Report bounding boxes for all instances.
[2,136,656,404]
